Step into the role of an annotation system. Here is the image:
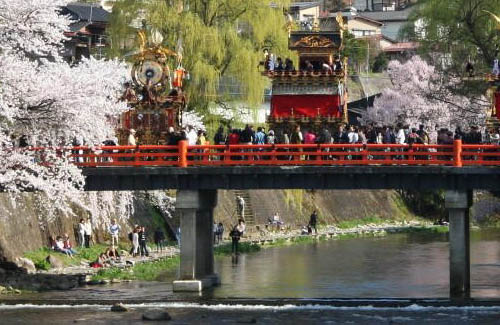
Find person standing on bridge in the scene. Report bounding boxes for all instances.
[309,211,318,235]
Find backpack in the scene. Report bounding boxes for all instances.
[128,232,133,241]
[240,130,252,143]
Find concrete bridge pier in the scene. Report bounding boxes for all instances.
[445,190,472,300]
[173,190,219,292]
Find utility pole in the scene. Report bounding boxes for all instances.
[366,42,370,74]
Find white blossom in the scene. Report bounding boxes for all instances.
[362,56,487,134]
[0,0,131,220]
[182,110,206,131]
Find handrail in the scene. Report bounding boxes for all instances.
[24,139,500,168]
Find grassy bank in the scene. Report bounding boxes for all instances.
[92,255,180,281]
[24,244,128,271]
[90,242,261,281]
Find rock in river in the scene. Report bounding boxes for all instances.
[110,303,128,312]
[142,310,172,321]
[14,257,36,274]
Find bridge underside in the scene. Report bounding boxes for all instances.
[82,166,486,299]
[83,166,500,191]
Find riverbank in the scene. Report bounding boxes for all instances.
[1,220,447,291]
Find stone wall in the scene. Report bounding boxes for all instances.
[214,189,412,231]
[0,193,163,270]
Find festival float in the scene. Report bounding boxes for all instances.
[264,14,348,134]
[117,29,187,145]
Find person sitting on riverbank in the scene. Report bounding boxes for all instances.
[90,253,109,268]
[54,236,74,257]
[105,246,120,261]
[63,234,77,256]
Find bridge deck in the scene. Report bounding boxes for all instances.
[83,165,500,191]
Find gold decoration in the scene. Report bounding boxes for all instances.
[336,12,347,30]
[312,17,320,32]
[336,12,346,40]
[292,35,334,48]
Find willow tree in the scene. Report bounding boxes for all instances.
[108,0,293,113]
[408,0,500,73]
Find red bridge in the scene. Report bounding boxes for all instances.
[69,140,499,168]
[33,140,500,299]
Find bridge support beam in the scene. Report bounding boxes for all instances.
[173,190,219,292]
[445,190,472,300]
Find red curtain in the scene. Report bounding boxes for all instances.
[496,92,500,119]
[271,95,341,118]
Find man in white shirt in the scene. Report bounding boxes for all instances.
[186,127,197,146]
[109,219,121,246]
[127,129,137,146]
[396,127,406,144]
[347,126,359,144]
[396,125,406,160]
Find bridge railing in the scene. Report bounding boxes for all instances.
[55,140,500,168]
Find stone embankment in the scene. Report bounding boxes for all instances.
[0,247,179,292]
[243,220,430,245]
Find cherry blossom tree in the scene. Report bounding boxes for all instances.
[0,0,128,196]
[362,56,487,134]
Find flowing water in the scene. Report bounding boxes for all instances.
[1,229,500,323]
[213,229,500,298]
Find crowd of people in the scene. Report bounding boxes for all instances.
[209,123,495,148]
[46,218,168,269]
[261,49,343,73]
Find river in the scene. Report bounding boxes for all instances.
[1,229,500,324]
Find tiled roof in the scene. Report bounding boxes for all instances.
[352,15,384,26]
[68,21,90,33]
[290,1,321,10]
[64,2,110,23]
[355,6,415,22]
[383,42,419,52]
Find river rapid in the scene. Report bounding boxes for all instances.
[1,229,500,324]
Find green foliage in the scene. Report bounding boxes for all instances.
[398,190,446,220]
[408,0,500,72]
[108,0,293,110]
[372,52,388,72]
[24,244,128,270]
[214,242,261,255]
[92,256,180,281]
[341,31,368,73]
[404,226,449,234]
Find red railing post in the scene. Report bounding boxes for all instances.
[202,142,210,163]
[133,145,140,166]
[361,144,367,163]
[178,140,188,167]
[453,139,462,167]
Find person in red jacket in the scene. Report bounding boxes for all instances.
[227,129,240,160]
